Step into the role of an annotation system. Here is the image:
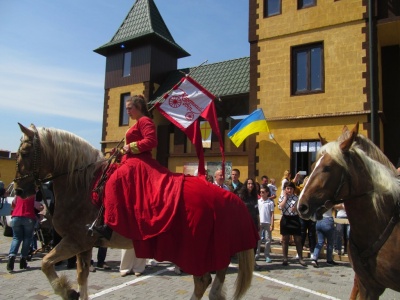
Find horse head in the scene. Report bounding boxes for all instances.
[298,124,359,221]
[14,123,45,198]
[15,123,105,199]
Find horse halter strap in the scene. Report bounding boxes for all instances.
[356,201,400,259]
[14,126,42,187]
[323,171,351,209]
[323,155,373,209]
[14,127,94,185]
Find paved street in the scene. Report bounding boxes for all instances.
[0,232,398,300]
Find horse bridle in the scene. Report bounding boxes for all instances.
[14,126,43,187]
[322,154,373,210]
[14,126,105,186]
[322,152,400,260]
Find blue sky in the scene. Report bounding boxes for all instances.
[0,0,249,152]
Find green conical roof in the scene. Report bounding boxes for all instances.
[94,0,189,57]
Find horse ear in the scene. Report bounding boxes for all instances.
[342,125,349,133]
[351,122,359,135]
[340,123,359,152]
[318,133,328,145]
[18,123,35,138]
[30,123,38,132]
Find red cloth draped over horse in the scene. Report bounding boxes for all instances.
[103,116,258,276]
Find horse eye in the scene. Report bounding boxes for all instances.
[19,152,29,158]
[323,166,331,172]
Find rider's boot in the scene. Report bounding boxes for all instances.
[92,224,113,240]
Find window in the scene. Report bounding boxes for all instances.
[264,0,281,17]
[298,0,316,9]
[291,42,324,95]
[123,52,131,77]
[291,140,321,179]
[120,93,131,126]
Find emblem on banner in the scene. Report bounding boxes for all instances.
[167,89,205,122]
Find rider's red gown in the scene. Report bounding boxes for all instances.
[103,116,258,276]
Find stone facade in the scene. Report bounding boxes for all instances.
[252,0,370,191]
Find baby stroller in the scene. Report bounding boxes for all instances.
[28,212,53,261]
[28,183,55,260]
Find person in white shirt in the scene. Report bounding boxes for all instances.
[334,203,349,255]
[255,185,275,263]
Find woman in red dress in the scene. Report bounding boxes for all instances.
[93,95,180,240]
[92,95,260,276]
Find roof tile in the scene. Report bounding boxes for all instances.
[150,57,249,104]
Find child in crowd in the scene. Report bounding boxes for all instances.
[256,185,275,263]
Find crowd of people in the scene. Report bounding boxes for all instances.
[215,168,349,269]
[282,170,349,268]
[4,94,349,275]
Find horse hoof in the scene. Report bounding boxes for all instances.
[67,290,80,300]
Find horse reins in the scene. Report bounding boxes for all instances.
[14,128,108,185]
[13,126,53,214]
[88,138,125,236]
[14,129,41,186]
[322,170,373,210]
[323,153,400,261]
[13,126,111,217]
[322,151,376,209]
[354,201,400,260]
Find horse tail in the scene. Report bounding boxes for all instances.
[233,248,254,300]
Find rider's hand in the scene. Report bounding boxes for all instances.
[122,145,130,153]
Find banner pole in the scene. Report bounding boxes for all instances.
[148,60,209,111]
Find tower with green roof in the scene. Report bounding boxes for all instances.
[95,0,189,153]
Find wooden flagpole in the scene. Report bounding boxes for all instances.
[148,60,209,111]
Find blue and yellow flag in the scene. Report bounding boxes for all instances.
[227,109,269,147]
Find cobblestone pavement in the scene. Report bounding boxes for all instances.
[0,233,398,300]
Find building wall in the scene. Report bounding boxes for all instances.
[0,158,16,187]
[253,0,368,184]
[103,83,146,152]
[256,1,367,118]
[257,0,366,39]
[258,22,367,117]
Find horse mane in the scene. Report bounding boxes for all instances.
[338,129,398,175]
[320,141,400,218]
[37,127,105,187]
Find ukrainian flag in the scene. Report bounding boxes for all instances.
[227,109,269,147]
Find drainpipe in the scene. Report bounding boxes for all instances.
[368,0,378,144]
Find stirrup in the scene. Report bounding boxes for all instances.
[93,225,113,240]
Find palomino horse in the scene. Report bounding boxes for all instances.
[13,123,256,300]
[318,124,399,299]
[298,123,400,299]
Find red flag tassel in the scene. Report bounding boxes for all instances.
[200,98,225,177]
[193,121,206,177]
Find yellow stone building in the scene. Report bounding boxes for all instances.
[96,0,400,192]
[0,151,16,188]
[248,0,399,191]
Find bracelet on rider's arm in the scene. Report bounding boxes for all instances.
[129,142,140,154]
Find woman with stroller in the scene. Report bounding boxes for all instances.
[7,191,43,271]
